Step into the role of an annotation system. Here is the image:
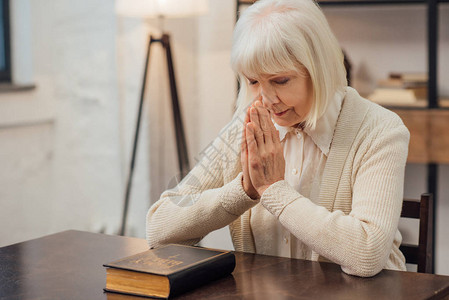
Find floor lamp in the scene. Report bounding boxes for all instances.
[115,0,208,236]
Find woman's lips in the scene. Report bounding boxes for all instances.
[274,109,289,117]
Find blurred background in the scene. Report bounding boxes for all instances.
[0,0,448,275]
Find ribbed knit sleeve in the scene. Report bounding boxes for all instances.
[146,117,258,248]
[260,113,410,277]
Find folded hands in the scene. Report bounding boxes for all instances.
[241,101,286,199]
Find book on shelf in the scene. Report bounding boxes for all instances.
[377,78,427,90]
[369,72,427,106]
[389,72,427,85]
[103,244,236,299]
[368,88,422,106]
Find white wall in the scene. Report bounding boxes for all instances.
[0,0,126,244]
[0,0,234,245]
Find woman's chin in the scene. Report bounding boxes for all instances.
[271,109,304,127]
[273,115,297,127]
[273,118,294,127]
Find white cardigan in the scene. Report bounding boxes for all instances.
[146,87,410,277]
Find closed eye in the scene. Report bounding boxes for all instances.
[248,79,258,85]
[273,77,290,85]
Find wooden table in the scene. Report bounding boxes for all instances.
[1,230,449,299]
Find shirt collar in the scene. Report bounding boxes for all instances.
[274,90,345,156]
[275,122,291,142]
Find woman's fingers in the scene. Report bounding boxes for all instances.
[250,107,264,147]
[255,104,273,148]
[241,107,250,155]
[246,122,258,154]
[244,122,263,199]
[245,101,286,196]
[246,123,260,170]
[241,108,259,199]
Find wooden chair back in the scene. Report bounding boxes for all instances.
[399,193,434,273]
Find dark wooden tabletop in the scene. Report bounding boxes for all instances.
[1,230,449,299]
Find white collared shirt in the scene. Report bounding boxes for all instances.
[250,91,345,259]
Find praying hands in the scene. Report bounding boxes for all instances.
[241,100,286,199]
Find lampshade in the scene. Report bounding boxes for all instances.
[115,0,208,18]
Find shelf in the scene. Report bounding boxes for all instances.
[392,109,449,164]
[235,0,448,162]
[373,99,449,110]
[238,0,427,5]
[319,0,425,6]
[0,83,36,93]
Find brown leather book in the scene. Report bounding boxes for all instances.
[103,244,235,299]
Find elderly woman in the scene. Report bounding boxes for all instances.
[146,0,409,277]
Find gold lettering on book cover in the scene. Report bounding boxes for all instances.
[133,254,184,271]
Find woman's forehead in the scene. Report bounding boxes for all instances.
[244,71,298,79]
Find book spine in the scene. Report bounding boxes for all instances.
[167,252,236,297]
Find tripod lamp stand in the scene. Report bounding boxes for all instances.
[115,0,208,236]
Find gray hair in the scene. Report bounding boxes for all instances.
[231,0,347,129]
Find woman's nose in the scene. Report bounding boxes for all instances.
[260,87,279,107]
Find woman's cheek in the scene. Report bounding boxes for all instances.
[277,91,296,107]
